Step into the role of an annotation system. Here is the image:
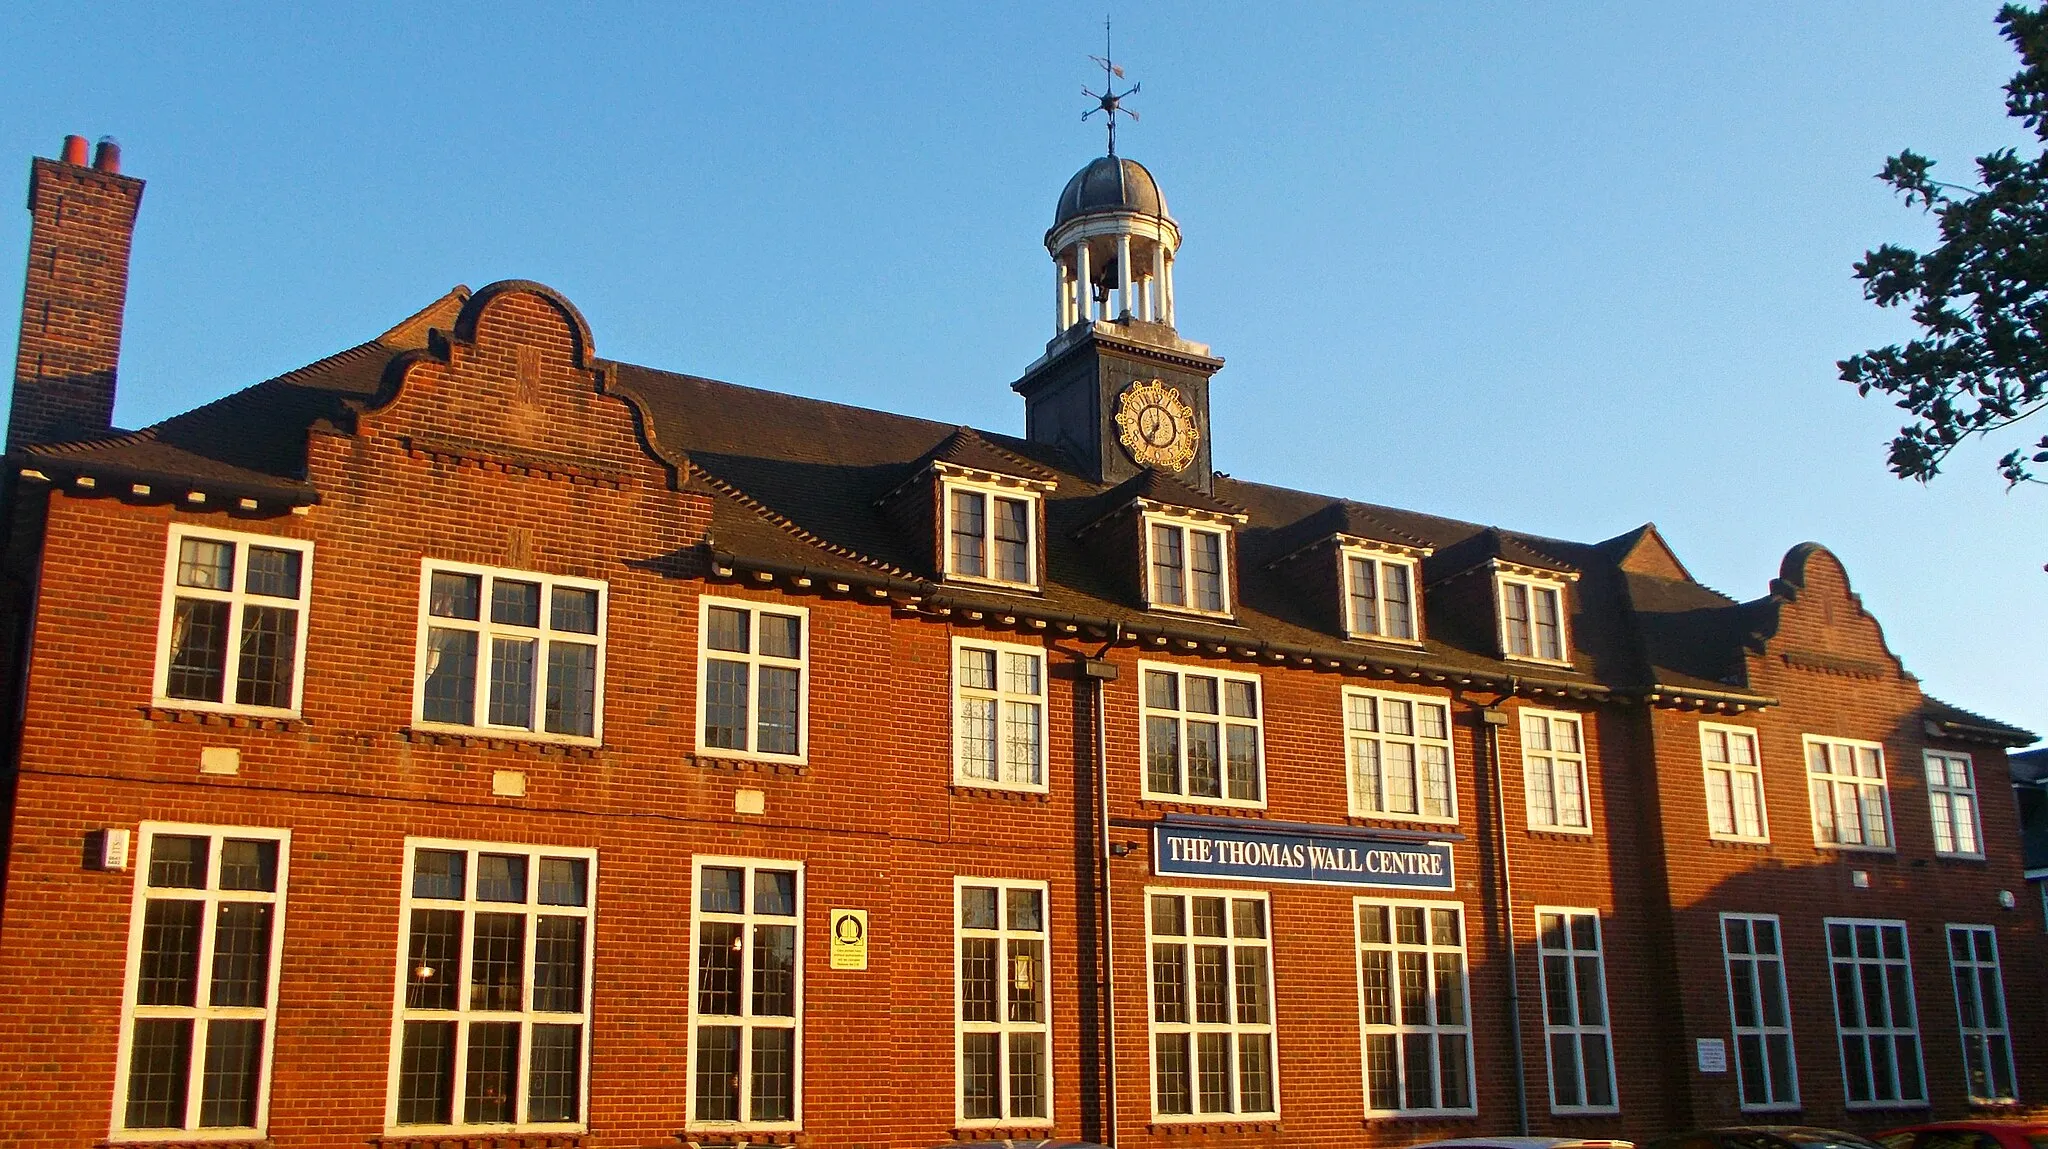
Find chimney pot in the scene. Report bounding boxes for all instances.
[92,137,122,174]
[61,135,89,166]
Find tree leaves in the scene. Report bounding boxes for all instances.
[1841,3,2048,488]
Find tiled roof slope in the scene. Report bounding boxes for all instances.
[5,286,2028,733]
[1922,697,2037,745]
[12,287,470,501]
[610,361,1680,692]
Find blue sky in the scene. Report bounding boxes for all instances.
[3,3,2043,738]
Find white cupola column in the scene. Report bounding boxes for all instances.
[1116,234,1134,320]
[1162,250,1176,327]
[1074,241,1093,324]
[1150,243,1167,324]
[1056,260,1074,332]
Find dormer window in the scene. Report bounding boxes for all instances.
[1147,515,1230,615]
[1344,550,1420,642]
[1497,571,1570,663]
[944,481,1039,589]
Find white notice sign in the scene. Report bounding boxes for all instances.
[1696,1037,1728,1074]
[829,909,869,970]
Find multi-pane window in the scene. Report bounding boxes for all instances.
[1356,900,1474,1115]
[1344,552,1418,642]
[1141,664,1264,805]
[416,563,605,740]
[1946,925,2016,1103]
[956,880,1052,1125]
[1924,751,1983,858]
[1147,891,1277,1119]
[1537,908,1617,1113]
[1148,519,1230,614]
[389,841,594,1131]
[689,858,802,1129]
[1721,913,1798,1111]
[953,639,1046,791]
[1701,724,1768,841]
[1824,918,1925,1107]
[1522,710,1590,831]
[698,598,807,762]
[1806,737,1892,849]
[1344,690,1455,821]
[114,825,289,1137]
[154,528,312,714]
[1498,574,1567,662]
[947,483,1036,587]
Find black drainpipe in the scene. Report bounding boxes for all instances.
[1481,699,1530,1135]
[1081,641,1122,1147]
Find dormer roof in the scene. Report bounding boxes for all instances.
[1422,527,1580,585]
[1098,467,1248,524]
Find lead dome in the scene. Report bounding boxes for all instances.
[1053,156,1170,227]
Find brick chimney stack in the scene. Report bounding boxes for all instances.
[8,135,145,452]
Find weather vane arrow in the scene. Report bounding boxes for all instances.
[1082,17,1138,156]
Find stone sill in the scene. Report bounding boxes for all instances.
[1146,1120,1282,1135]
[371,1135,583,1149]
[690,754,811,777]
[949,1126,1056,1141]
[949,784,1051,803]
[142,706,304,732]
[398,729,603,759]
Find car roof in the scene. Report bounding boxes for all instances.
[1408,1139,1634,1149]
[1881,1123,2048,1134]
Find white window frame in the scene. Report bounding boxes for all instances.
[1355,897,1476,1117]
[1341,548,1422,644]
[1342,688,1457,823]
[696,596,810,764]
[110,823,291,1142]
[1139,661,1266,808]
[685,855,805,1134]
[383,837,597,1134]
[1144,513,1233,617]
[942,478,1040,590]
[410,559,607,744]
[1535,906,1619,1115]
[1924,750,1985,859]
[1719,912,1800,1112]
[1805,736,1895,851]
[1823,916,1927,1109]
[1700,722,1769,842]
[1520,708,1592,833]
[1945,924,2017,1104]
[1496,572,1570,664]
[953,877,1055,1128]
[151,526,314,718]
[951,637,1048,793]
[1143,887,1280,1122]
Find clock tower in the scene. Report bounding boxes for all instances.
[1012,153,1224,494]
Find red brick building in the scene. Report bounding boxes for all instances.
[0,138,2037,1149]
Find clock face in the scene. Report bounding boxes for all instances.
[1115,380,1200,472]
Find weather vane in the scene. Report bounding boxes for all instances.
[1082,17,1138,156]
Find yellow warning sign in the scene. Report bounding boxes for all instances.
[829,908,868,970]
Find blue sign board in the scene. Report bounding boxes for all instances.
[1152,818,1455,891]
